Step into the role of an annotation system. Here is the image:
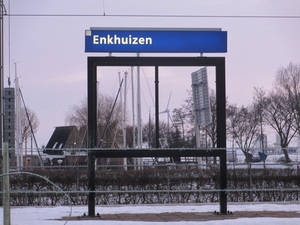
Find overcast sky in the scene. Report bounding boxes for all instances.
[2,0,300,147]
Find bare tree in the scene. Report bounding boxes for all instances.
[253,87,268,150]
[172,107,187,141]
[172,89,218,148]
[142,119,169,148]
[275,62,300,135]
[21,107,40,159]
[258,63,300,163]
[264,90,297,162]
[172,90,195,141]
[227,104,260,162]
[65,93,122,148]
[201,89,217,148]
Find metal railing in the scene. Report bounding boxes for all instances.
[2,147,300,206]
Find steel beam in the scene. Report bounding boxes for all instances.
[90,148,225,158]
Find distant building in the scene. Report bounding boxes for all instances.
[3,87,15,156]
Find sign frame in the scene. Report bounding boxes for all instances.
[87,56,227,216]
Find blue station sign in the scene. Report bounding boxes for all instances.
[85,28,227,53]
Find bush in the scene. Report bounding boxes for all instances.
[8,166,300,206]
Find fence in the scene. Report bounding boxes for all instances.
[1,148,300,206]
[4,162,300,206]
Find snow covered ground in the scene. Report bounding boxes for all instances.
[2,151,300,224]
[1,203,300,225]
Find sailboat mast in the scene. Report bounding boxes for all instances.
[15,63,23,170]
[122,71,127,149]
[136,53,143,169]
[137,53,142,148]
[131,67,136,149]
[122,71,128,170]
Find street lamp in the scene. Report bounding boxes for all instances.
[57,159,63,169]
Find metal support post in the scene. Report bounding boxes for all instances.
[0,0,5,207]
[87,58,97,217]
[155,66,159,148]
[3,143,10,225]
[216,58,227,214]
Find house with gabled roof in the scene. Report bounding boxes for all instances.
[42,126,87,166]
[42,125,126,167]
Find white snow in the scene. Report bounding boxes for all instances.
[1,203,300,225]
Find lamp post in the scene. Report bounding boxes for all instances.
[49,158,53,170]
[57,159,63,169]
[0,0,7,208]
[0,0,5,146]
